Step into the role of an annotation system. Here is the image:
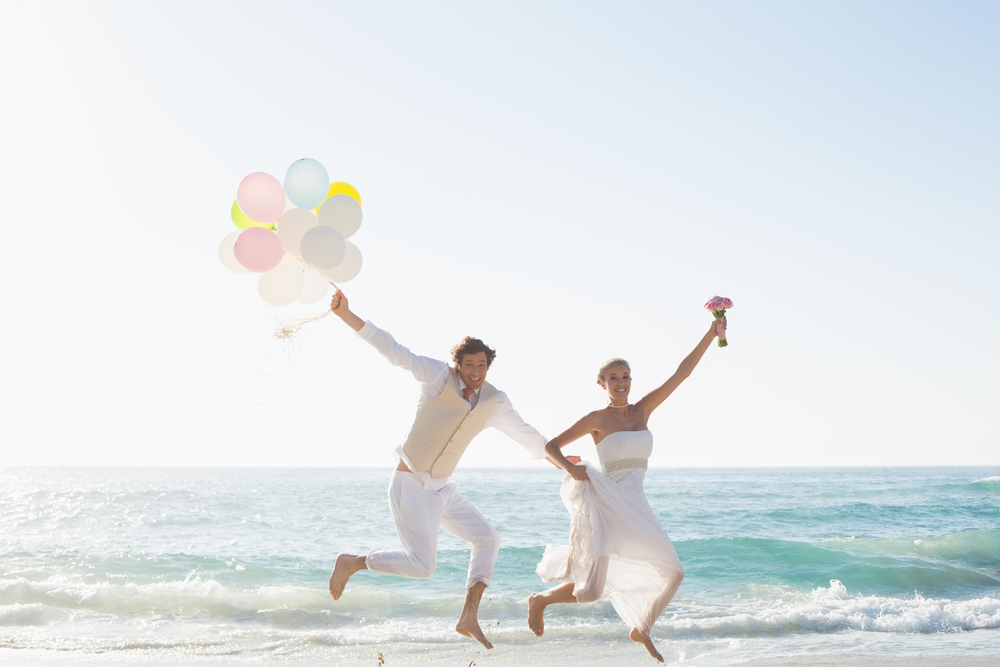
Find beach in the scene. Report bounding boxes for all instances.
[2,466,998,666]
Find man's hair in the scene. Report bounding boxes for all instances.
[597,358,630,386]
[451,337,497,368]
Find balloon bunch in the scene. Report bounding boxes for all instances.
[217,158,364,307]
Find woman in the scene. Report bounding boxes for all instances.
[528,316,726,662]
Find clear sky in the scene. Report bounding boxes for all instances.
[2,1,997,468]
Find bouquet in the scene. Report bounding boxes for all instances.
[704,296,733,347]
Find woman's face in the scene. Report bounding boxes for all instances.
[602,364,631,403]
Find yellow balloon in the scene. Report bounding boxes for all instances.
[314,182,361,213]
[231,199,276,231]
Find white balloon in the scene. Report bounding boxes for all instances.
[297,268,331,304]
[318,241,363,283]
[257,264,304,307]
[218,230,249,274]
[276,207,318,257]
[317,194,363,238]
[299,225,346,270]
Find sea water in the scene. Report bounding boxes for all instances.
[1,466,999,666]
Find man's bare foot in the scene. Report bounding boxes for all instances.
[527,593,546,636]
[328,554,366,600]
[455,582,493,649]
[630,628,664,662]
[455,617,494,650]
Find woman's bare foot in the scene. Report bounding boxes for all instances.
[328,554,367,600]
[630,628,664,662]
[527,593,546,636]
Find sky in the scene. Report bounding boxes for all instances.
[1,1,997,468]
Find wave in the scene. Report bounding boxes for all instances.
[677,529,1000,598]
[661,580,1000,637]
[1,578,998,656]
[972,477,1000,495]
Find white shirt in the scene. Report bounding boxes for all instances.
[358,321,548,483]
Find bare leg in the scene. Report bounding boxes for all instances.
[527,581,577,637]
[328,553,367,600]
[455,581,493,649]
[630,627,664,663]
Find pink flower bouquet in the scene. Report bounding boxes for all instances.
[704,296,733,347]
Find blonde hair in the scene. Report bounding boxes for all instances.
[597,358,630,386]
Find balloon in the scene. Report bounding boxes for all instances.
[233,227,284,273]
[318,194,363,238]
[257,264,304,307]
[284,158,330,210]
[236,172,285,223]
[276,208,318,258]
[231,200,275,231]
[314,181,362,211]
[318,241,362,283]
[297,268,331,304]
[218,230,249,274]
[299,225,346,270]
[280,251,304,265]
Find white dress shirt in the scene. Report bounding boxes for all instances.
[357,321,547,484]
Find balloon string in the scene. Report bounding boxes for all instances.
[271,282,339,340]
[251,342,295,405]
[255,282,340,406]
[273,310,331,339]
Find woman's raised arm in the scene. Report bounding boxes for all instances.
[638,316,725,416]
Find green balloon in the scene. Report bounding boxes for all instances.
[231,199,275,230]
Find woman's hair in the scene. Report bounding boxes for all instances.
[597,358,630,386]
[451,336,497,368]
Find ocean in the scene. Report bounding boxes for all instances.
[1,466,998,666]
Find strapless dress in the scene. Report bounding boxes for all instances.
[535,430,684,635]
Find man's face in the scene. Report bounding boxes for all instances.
[456,352,489,392]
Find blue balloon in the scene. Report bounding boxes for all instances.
[284,158,330,209]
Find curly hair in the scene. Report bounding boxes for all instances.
[451,336,497,368]
[596,357,630,386]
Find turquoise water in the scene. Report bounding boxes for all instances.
[1,466,999,665]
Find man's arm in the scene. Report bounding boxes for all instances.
[330,289,365,331]
[330,289,449,390]
[487,393,548,459]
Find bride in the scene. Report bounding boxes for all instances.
[528,316,726,662]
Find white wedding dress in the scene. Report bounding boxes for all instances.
[535,430,684,635]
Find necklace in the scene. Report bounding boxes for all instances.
[607,402,629,409]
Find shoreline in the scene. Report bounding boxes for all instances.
[3,631,999,667]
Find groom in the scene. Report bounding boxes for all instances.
[326,289,548,649]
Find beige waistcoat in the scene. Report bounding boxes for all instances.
[401,368,500,478]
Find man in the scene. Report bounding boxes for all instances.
[326,289,548,649]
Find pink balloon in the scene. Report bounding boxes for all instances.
[236,172,285,223]
[233,227,283,273]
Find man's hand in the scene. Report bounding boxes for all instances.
[330,289,348,315]
[330,289,365,332]
[546,454,582,469]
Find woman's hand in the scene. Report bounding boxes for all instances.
[566,462,590,481]
[713,315,727,339]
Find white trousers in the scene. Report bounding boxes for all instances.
[365,470,501,589]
